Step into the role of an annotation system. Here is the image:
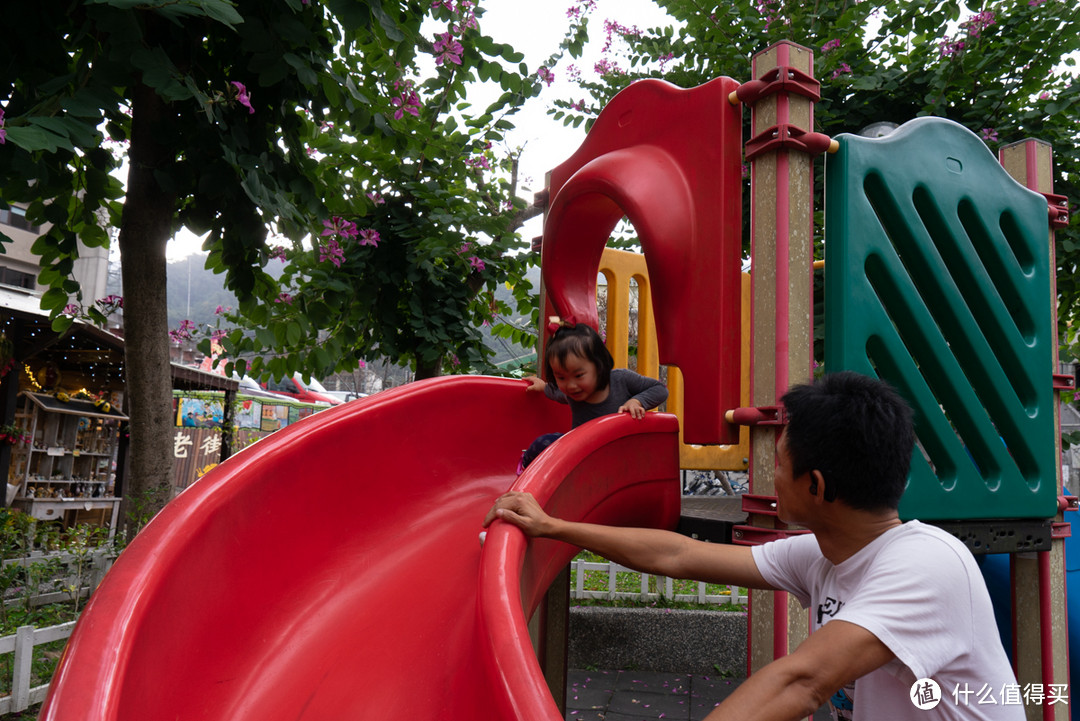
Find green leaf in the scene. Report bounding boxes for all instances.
[198,0,245,29]
[78,223,109,248]
[51,315,75,334]
[40,288,69,312]
[255,327,275,348]
[283,53,318,87]
[4,125,69,153]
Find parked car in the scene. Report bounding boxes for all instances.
[232,374,287,401]
[260,374,343,405]
[322,390,368,403]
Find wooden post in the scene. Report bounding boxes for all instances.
[1000,139,1070,721]
[12,625,33,712]
[743,40,818,676]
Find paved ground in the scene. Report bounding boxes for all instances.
[565,669,832,720]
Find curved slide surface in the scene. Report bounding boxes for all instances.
[40,376,682,720]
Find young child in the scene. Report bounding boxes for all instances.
[518,321,668,472]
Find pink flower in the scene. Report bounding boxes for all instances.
[268,245,288,261]
[566,0,596,20]
[603,19,641,52]
[939,37,965,56]
[319,239,345,267]
[95,295,124,312]
[593,58,624,76]
[169,319,196,343]
[391,80,422,119]
[979,128,999,143]
[538,67,555,87]
[366,191,385,205]
[230,81,254,114]
[468,255,485,272]
[63,304,80,317]
[963,10,995,38]
[831,62,852,79]
[433,32,464,66]
[358,228,381,247]
[275,292,294,304]
[821,39,842,53]
[322,216,358,239]
[0,107,5,145]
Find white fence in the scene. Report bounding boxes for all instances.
[0,621,75,714]
[570,557,747,606]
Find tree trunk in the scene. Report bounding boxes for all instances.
[415,357,442,380]
[116,81,177,535]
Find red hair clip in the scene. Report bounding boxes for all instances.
[546,315,577,334]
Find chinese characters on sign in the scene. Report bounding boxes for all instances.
[172,428,225,493]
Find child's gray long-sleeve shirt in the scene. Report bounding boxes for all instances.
[545,369,668,428]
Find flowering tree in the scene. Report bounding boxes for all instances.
[550,0,1080,350]
[0,0,584,524]
[214,0,588,381]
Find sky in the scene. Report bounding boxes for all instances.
[163,0,673,261]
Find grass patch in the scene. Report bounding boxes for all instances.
[569,551,747,612]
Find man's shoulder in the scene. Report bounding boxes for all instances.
[889,520,967,552]
[869,521,976,576]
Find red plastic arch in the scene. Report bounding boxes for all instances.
[542,77,745,445]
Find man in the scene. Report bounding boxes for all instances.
[484,371,1022,720]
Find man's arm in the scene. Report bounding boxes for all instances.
[483,491,773,590]
[704,619,895,721]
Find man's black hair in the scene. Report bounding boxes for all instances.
[781,371,914,511]
[543,323,615,391]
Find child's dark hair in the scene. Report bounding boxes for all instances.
[543,323,615,391]
[781,371,914,512]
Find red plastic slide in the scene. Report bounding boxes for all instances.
[40,376,681,720]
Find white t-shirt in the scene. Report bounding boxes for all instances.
[752,521,1024,720]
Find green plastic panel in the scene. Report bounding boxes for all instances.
[824,117,1057,521]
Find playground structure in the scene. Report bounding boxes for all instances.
[40,40,1074,720]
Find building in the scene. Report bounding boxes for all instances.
[0,204,110,302]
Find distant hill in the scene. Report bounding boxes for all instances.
[143,252,540,370]
[165,254,242,329]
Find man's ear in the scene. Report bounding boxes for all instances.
[809,470,827,504]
